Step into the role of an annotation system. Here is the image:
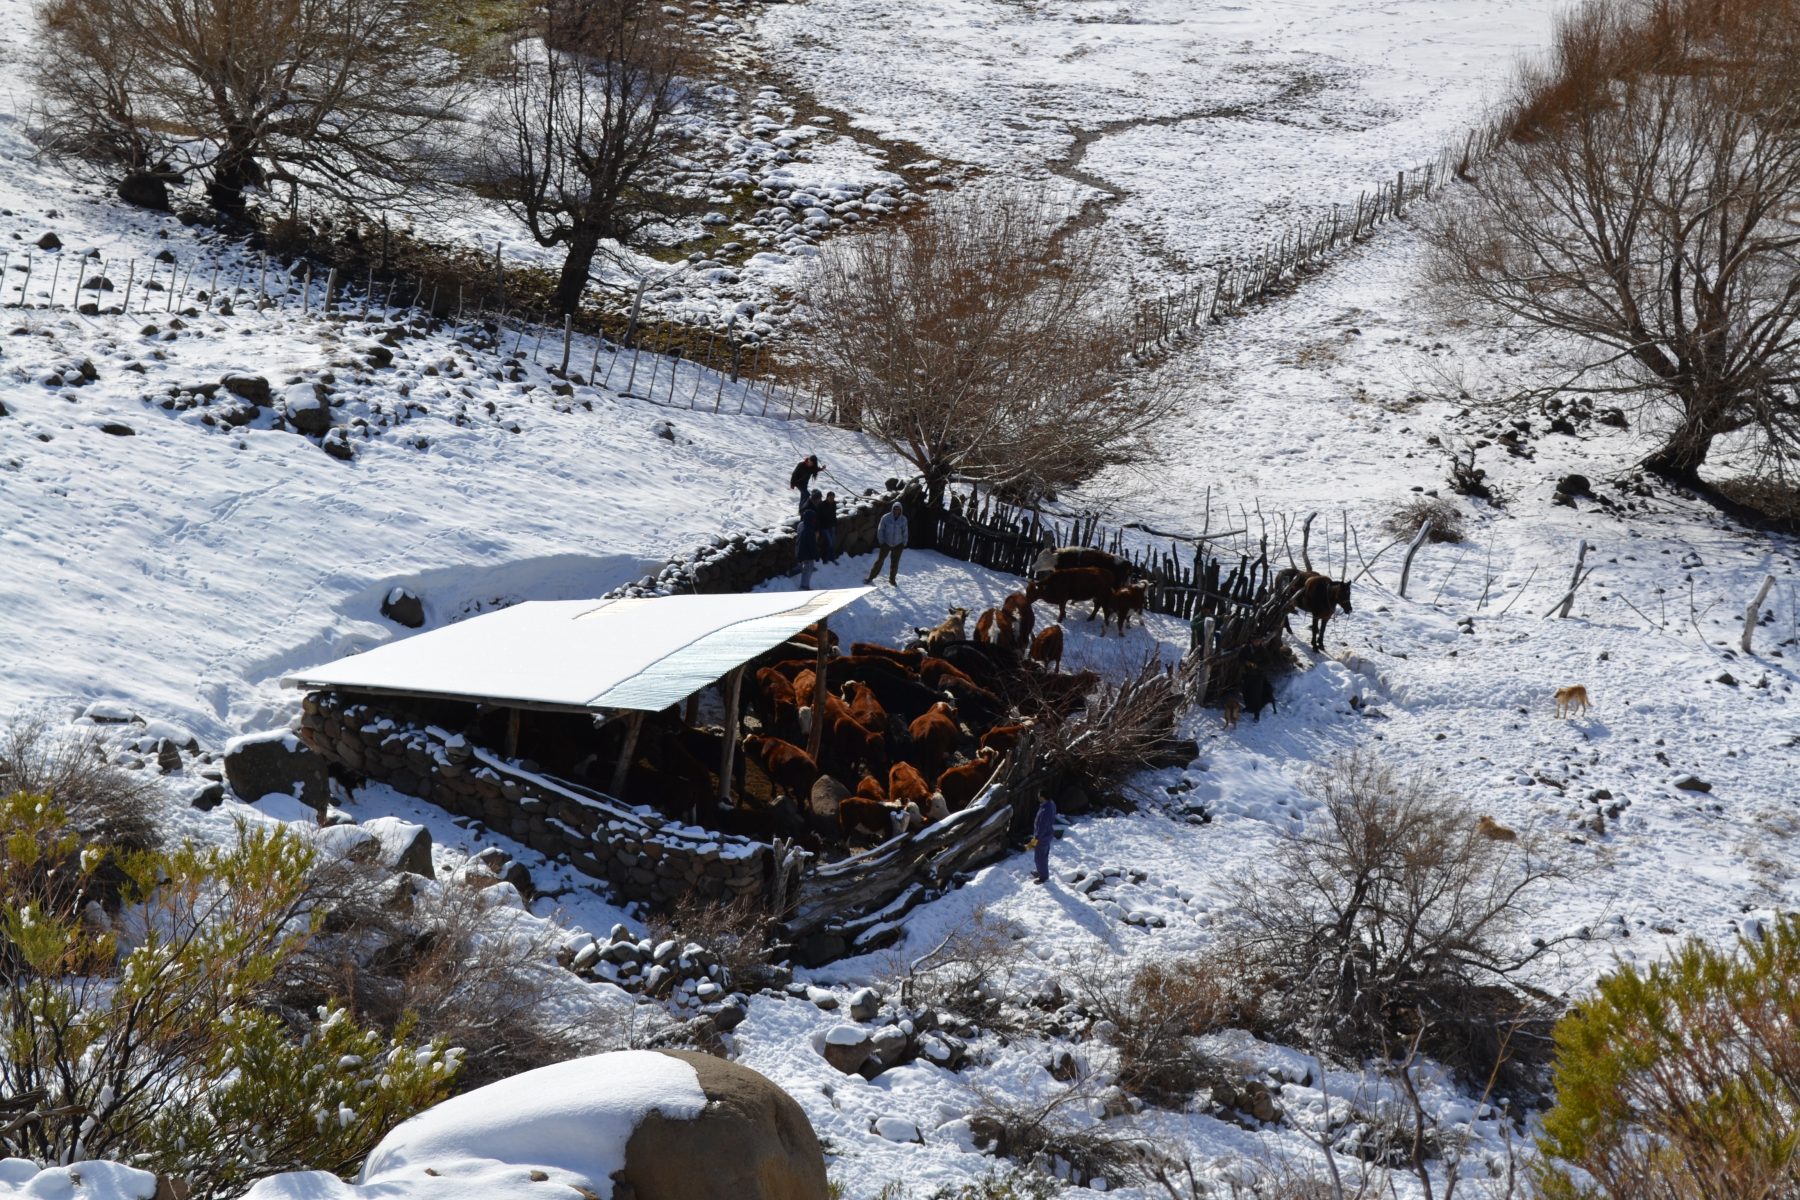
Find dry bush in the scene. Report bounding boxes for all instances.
[0,715,162,856]
[1067,951,1262,1107]
[1233,751,1571,1092]
[645,889,781,992]
[1032,654,1188,792]
[1382,496,1467,544]
[965,1077,1147,1193]
[277,866,602,1089]
[803,185,1174,503]
[890,909,1032,1029]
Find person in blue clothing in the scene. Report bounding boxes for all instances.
[795,504,820,590]
[1030,795,1057,883]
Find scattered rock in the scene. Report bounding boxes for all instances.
[222,730,330,810]
[283,383,331,436]
[222,374,271,405]
[321,428,355,460]
[848,986,881,1022]
[870,1116,921,1144]
[100,422,135,437]
[381,586,425,628]
[1673,775,1712,793]
[821,1026,873,1074]
[361,816,434,877]
[118,172,172,210]
[36,232,61,251]
[154,739,184,774]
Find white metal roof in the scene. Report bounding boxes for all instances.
[280,588,872,713]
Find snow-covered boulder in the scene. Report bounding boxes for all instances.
[241,1050,827,1200]
[0,1158,159,1199]
[361,816,434,877]
[223,729,329,811]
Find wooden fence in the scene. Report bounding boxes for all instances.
[777,733,1039,965]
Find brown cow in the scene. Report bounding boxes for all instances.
[979,722,1029,756]
[843,680,888,734]
[742,735,818,801]
[1025,567,1113,621]
[921,656,978,691]
[973,607,1002,646]
[792,668,818,708]
[936,750,998,813]
[849,643,925,672]
[839,795,900,843]
[887,760,932,808]
[1029,624,1065,672]
[1100,583,1148,635]
[753,667,798,733]
[1002,592,1035,648]
[854,774,888,802]
[1295,574,1353,652]
[907,701,961,776]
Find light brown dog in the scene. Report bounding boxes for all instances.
[1554,685,1591,717]
[1221,690,1243,731]
[1476,815,1517,842]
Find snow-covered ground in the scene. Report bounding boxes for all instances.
[759,0,1552,270]
[5,0,1800,1196]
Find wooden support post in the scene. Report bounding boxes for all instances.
[805,619,830,766]
[559,313,574,375]
[685,691,701,728]
[717,668,745,811]
[1398,521,1433,599]
[505,707,522,759]
[1741,574,1776,654]
[609,711,644,799]
[1558,539,1590,619]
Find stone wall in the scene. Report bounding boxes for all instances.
[604,477,924,599]
[298,691,773,906]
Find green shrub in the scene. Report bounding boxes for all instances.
[0,792,457,1199]
[1536,915,1800,1198]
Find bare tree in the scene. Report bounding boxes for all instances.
[35,0,465,212]
[803,186,1171,504]
[1430,0,1800,488]
[480,0,695,316]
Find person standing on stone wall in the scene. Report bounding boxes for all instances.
[789,455,822,512]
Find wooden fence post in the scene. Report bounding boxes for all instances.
[805,620,830,765]
[1558,539,1590,618]
[1741,574,1776,653]
[717,669,745,812]
[1398,521,1433,599]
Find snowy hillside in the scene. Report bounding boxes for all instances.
[3,0,1800,1196]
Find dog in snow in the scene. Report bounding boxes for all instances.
[1554,685,1591,717]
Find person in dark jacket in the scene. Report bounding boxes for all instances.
[818,492,840,562]
[795,504,820,590]
[789,455,822,511]
[1030,795,1057,883]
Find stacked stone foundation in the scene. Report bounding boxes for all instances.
[299,691,772,907]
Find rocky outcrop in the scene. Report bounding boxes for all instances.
[223,729,330,811]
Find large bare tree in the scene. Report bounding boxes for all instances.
[481,0,694,316]
[803,187,1166,504]
[36,0,463,212]
[1431,0,1800,487]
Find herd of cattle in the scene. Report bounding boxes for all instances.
[733,551,1161,850]
[602,550,1358,855]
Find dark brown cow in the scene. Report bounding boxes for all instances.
[936,751,998,813]
[1002,592,1035,648]
[849,643,925,672]
[1099,583,1148,635]
[843,680,888,734]
[1029,624,1064,672]
[839,796,900,842]
[1025,567,1113,621]
[887,760,932,808]
[979,722,1029,756]
[742,735,818,801]
[1295,574,1353,651]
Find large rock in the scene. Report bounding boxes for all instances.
[807,775,848,823]
[283,382,331,435]
[381,586,425,628]
[362,816,434,877]
[241,1050,828,1200]
[223,374,272,405]
[223,730,330,811]
[619,1051,828,1200]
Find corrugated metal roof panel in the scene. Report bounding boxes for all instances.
[280,588,872,712]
